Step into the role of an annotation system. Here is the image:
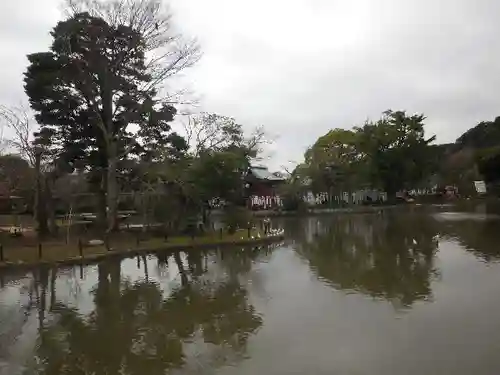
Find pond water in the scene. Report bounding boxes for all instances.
[2,207,500,374]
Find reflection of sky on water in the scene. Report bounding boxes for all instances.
[433,212,500,221]
[2,210,500,374]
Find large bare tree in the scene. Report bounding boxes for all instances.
[183,112,268,158]
[64,0,201,95]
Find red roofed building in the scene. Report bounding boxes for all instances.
[245,166,288,210]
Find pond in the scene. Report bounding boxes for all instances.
[2,206,500,375]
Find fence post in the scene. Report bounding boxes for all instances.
[219,228,223,239]
[38,243,42,260]
[0,243,3,262]
[78,238,83,257]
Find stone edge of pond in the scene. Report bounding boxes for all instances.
[0,234,285,270]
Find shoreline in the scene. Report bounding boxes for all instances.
[249,204,402,217]
[0,233,285,270]
[248,200,487,217]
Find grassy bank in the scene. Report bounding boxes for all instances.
[0,228,283,268]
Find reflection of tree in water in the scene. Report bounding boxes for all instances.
[438,218,500,262]
[295,214,440,308]
[28,248,265,375]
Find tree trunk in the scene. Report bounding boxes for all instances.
[141,190,148,233]
[141,254,149,281]
[45,177,57,234]
[34,153,49,236]
[106,144,119,233]
[50,268,56,311]
[96,178,107,232]
[173,251,188,287]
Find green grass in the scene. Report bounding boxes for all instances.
[0,228,273,266]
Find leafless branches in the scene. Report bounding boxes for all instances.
[0,105,37,166]
[246,125,268,156]
[182,113,270,159]
[182,113,237,156]
[64,0,202,94]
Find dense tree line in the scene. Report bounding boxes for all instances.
[287,110,500,201]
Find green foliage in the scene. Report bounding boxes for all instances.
[457,117,500,150]
[223,206,253,234]
[302,110,437,195]
[277,176,308,211]
[304,128,360,192]
[356,110,436,193]
[438,116,500,188]
[24,11,186,167]
[477,146,500,183]
[300,111,500,195]
[0,154,34,199]
[24,11,187,229]
[189,149,249,205]
[178,113,264,210]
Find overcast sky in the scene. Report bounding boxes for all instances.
[1,0,500,170]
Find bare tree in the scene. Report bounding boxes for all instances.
[183,113,269,158]
[64,0,202,94]
[0,105,37,166]
[0,105,59,235]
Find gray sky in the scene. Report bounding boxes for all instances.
[2,0,500,171]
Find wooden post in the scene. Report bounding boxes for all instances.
[136,255,140,269]
[79,263,83,279]
[78,238,83,257]
[0,243,3,262]
[136,234,140,246]
[38,243,42,260]
[219,228,223,239]
[248,227,251,238]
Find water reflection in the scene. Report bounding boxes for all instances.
[289,214,440,307]
[437,218,500,262]
[4,210,500,374]
[0,245,280,375]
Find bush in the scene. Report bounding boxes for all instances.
[223,205,253,234]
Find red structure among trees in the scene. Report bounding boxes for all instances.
[245,166,287,209]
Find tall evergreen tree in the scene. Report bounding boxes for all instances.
[25,12,186,231]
